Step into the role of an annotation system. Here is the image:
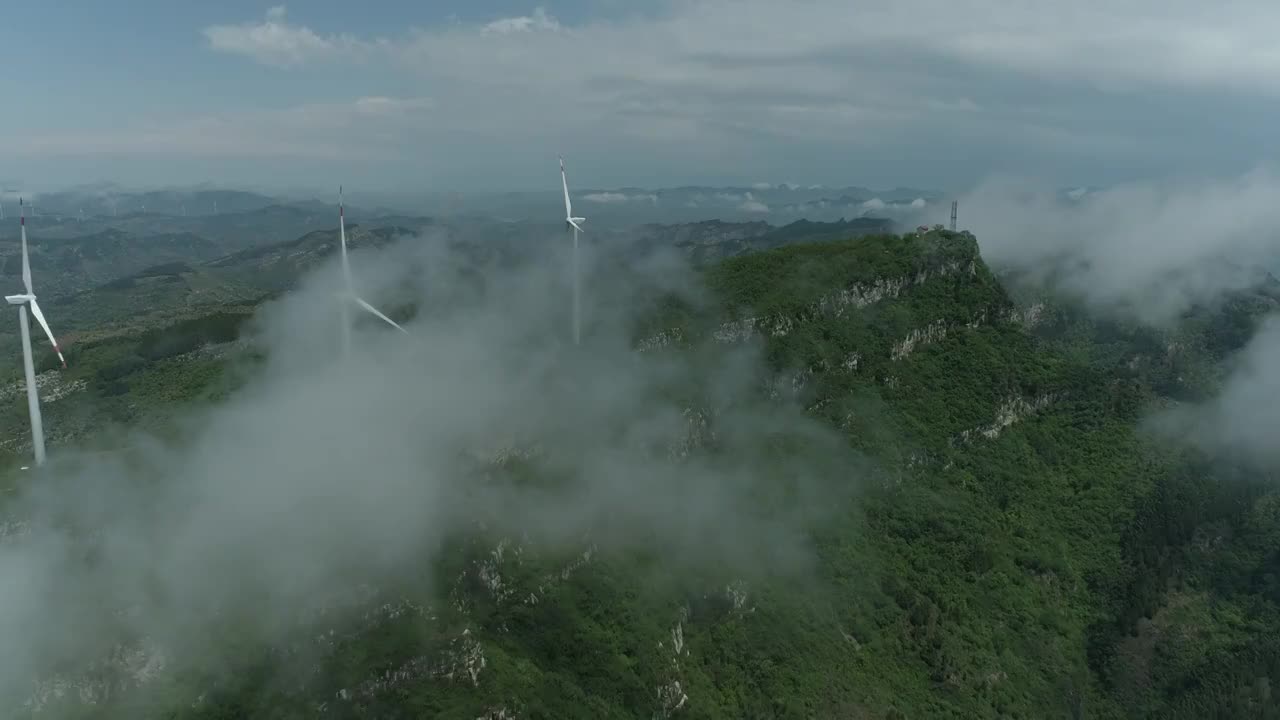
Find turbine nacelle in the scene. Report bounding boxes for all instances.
[6,285,64,369]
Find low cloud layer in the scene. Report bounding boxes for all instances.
[0,227,858,710]
[1150,316,1280,465]
[946,169,1280,325]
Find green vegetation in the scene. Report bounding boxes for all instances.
[7,225,1280,718]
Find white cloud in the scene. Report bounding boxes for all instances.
[861,198,886,210]
[951,169,1280,325]
[203,5,367,68]
[480,7,561,35]
[204,1,1280,97]
[583,192,657,204]
[20,1,1279,188]
[1149,315,1280,470]
[337,1,1280,180]
[738,192,770,213]
[351,96,435,116]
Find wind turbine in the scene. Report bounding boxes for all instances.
[336,186,408,356]
[560,156,586,345]
[5,199,67,467]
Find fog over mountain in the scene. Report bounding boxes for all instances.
[0,229,861,711]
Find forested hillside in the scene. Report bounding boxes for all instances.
[4,228,1280,718]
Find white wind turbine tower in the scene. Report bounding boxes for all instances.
[560,156,586,345]
[336,186,408,356]
[5,199,67,468]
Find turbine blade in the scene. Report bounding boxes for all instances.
[352,296,409,334]
[27,298,66,368]
[560,156,573,218]
[569,219,585,234]
[20,198,31,294]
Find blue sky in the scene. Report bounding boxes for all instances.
[2,1,1277,194]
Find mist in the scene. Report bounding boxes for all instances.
[1145,315,1280,468]
[0,224,860,710]
[945,168,1280,326]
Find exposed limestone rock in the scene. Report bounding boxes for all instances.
[712,316,759,343]
[906,451,933,470]
[637,327,685,353]
[336,627,486,704]
[953,393,1059,445]
[478,539,516,604]
[0,370,86,405]
[791,366,814,393]
[891,305,999,361]
[891,320,949,360]
[467,439,544,467]
[726,580,753,616]
[655,681,689,718]
[763,314,796,337]
[806,397,832,413]
[172,339,250,364]
[0,518,30,543]
[1004,302,1046,329]
[668,407,715,460]
[23,638,168,713]
[522,544,598,606]
[817,276,910,318]
[639,258,974,350]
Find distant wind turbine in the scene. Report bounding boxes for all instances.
[560,156,586,345]
[4,199,67,467]
[337,186,408,356]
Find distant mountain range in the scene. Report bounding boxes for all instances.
[0,183,1122,232]
[2,183,945,228]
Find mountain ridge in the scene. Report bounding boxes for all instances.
[4,224,1279,717]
